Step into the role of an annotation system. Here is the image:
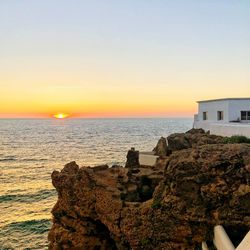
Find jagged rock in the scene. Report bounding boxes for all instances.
[167,128,224,151]
[153,136,169,156]
[152,129,223,156]
[48,132,250,249]
[125,148,139,168]
[121,144,250,249]
[92,164,109,172]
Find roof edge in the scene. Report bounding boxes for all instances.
[197,98,250,103]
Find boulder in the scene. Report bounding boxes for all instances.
[153,136,169,156]
[166,128,224,152]
[125,147,139,168]
[152,129,223,156]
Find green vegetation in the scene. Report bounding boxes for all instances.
[223,135,250,144]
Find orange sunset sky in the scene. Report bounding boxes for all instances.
[0,1,249,118]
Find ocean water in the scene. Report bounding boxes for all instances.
[0,118,192,249]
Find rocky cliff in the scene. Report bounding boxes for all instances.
[48,130,250,249]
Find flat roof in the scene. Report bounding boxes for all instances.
[197,98,250,103]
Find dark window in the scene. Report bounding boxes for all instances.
[217,111,223,120]
[248,111,250,120]
[241,111,247,120]
[241,111,250,120]
[203,112,207,120]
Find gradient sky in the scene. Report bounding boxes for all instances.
[0,0,249,118]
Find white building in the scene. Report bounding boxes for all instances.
[194,98,250,137]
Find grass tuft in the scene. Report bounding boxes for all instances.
[223,135,250,144]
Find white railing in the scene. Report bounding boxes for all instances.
[202,225,250,250]
[236,230,250,250]
[213,225,235,250]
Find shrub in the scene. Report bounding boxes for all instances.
[223,135,250,144]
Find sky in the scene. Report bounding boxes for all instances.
[0,0,249,118]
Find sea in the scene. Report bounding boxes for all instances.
[0,118,192,249]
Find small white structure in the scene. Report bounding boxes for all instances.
[236,230,250,250]
[213,225,235,250]
[194,98,250,137]
[139,151,158,166]
[201,225,250,250]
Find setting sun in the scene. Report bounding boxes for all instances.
[53,113,69,119]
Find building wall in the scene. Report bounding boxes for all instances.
[198,100,229,122]
[194,121,250,137]
[228,99,250,122]
[194,99,250,137]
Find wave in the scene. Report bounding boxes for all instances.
[20,158,49,162]
[0,157,16,162]
[0,189,57,203]
[0,158,49,162]
[2,219,51,234]
[0,219,51,249]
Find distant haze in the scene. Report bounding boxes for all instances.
[0,0,249,118]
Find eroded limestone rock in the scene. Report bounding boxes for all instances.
[125,148,139,168]
[48,130,250,249]
[153,128,224,156]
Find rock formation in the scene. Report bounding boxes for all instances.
[153,128,224,155]
[125,148,140,168]
[153,137,170,156]
[48,130,250,249]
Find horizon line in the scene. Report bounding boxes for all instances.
[0,116,193,119]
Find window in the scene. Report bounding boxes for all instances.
[217,111,223,120]
[241,111,250,121]
[241,111,246,120]
[203,112,207,120]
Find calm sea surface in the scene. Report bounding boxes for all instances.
[0,118,192,249]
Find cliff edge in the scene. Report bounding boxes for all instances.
[48,130,250,249]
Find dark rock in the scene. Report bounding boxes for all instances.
[186,128,206,134]
[125,148,139,168]
[61,161,79,174]
[153,136,169,156]
[152,129,222,156]
[92,164,109,172]
[166,128,224,152]
[111,164,122,168]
